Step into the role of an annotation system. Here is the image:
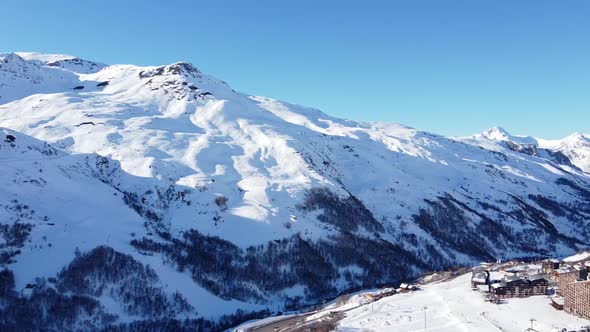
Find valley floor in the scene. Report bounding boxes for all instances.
[337,274,590,332]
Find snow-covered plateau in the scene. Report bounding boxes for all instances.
[1,51,589,331]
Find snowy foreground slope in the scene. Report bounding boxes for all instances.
[1,52,590,330]
[337,273,590,332]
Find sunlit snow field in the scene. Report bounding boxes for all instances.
[338,274,590,332]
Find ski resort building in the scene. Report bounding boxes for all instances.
[472,264,549,299]
[542,259,561,274]
[470,270,503,289]
[556,266,588,296]
[489,275,548,298]
[397,283,418,293]
[563,280,590,320]
[550,296,565,310]
[554,261,590,320]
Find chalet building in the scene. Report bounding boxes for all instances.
[476,284,490,293]
[366,288,396,302]
[490,282,507,296]
[527,275,549,295]
[550,296,565,310]
[471,271,487,289]
[563,280,590,320]
[471,270,503,289]
[542,259,560,274]
[489,275,548,298]
[398,283,418,293]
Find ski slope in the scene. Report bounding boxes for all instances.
[338,274,590,332]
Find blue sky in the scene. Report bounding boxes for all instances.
[1,0,589,138]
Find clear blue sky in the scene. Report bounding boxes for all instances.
[1,0,589,138]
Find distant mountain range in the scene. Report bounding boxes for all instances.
[1,52,589,331]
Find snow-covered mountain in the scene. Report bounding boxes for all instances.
[1,52,590,331]
[461,126,590,173]
[540,133,590,173]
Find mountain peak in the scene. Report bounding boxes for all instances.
[565,132,588,141]
[560,132,589,148]
[138,61,201,80]
[0,52,24,63]
[480,126,540,146]
[0,53,29,68]
[169,61,201,74]
[482,126,512,141]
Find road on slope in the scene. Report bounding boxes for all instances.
[243,314,312,332]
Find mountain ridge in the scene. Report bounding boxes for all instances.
[463,126,590,173]
[1,52,590,330]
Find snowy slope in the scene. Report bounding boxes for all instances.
[0,52,105,104]
[541,133,590,173]
[1,52,590,330]
[461,127,590,173]
[337,273,590,332]
[563,251,590,263]
[0,128,263,327]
